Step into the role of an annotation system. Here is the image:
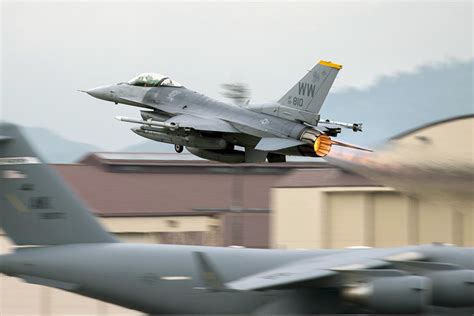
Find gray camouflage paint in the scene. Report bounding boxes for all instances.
[85,63,346,162]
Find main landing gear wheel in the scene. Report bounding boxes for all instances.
[174,144,184,153]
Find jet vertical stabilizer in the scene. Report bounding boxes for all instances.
[279,60,342,113]
[269,60,342,125]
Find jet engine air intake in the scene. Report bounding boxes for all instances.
[299,128,332,157]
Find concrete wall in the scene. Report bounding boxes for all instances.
[272,187,474,249]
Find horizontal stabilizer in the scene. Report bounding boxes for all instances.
[255,138,305,151]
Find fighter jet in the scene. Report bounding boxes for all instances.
[1,123,473,314]
[83,61,369,163]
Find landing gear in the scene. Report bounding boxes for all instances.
[174,144,184,153]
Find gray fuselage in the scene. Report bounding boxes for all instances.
[91,83,316,159]
[1,244,473,314]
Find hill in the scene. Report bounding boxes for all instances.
[21,126,100,163]
[320,60,473,147]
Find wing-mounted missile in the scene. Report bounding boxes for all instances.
[116,116,179,130]
[299,128,372,157]
[117,115,240,134]
[320,119,363,132]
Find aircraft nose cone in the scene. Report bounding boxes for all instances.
[84,86,111,100]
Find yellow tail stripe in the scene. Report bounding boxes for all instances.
[319,60,343,70]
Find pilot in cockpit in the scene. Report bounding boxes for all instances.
[127,73,182,88]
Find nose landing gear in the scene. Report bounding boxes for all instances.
[174,144,184,153]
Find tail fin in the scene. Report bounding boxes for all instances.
[0,123,118,245]
[278,60,342,117]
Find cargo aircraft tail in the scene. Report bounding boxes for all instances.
[0,123,118,246]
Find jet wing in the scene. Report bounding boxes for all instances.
[165,114,240,133]
[255,137,306,151]
[226,247,425,291]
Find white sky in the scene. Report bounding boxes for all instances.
[1,1,472,150]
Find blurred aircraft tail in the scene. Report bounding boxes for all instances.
[277,60,342,124]
[0,123,118,246]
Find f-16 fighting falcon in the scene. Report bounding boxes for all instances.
[83,61,370,163]
[1,123,473,314]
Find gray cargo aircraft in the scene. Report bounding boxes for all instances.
[83,61,369,163]
[1,123,473,314]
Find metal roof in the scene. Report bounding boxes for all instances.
[274,168,381,188]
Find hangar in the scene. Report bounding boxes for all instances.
[272,168,473,249]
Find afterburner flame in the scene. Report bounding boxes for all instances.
[314,135,332,157]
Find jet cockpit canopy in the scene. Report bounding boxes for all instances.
[127,73,182,87]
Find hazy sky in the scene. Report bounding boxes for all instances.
[1,1,472,150]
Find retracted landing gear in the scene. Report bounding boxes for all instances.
[174,144,184,153]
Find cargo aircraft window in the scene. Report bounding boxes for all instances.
[128,73,182,87]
